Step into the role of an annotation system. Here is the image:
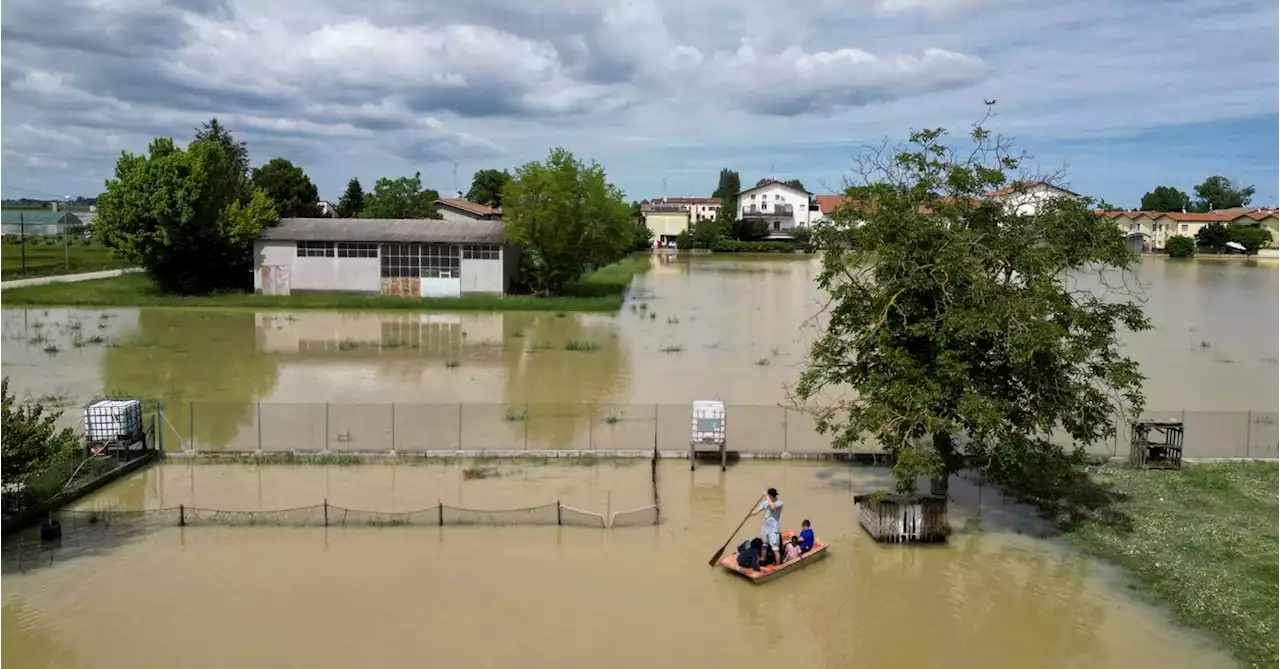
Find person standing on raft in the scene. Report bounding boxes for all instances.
[750,488,784,557]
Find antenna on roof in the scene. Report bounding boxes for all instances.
[452,161,458,197]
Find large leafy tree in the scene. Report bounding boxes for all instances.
[1140,186,1191,212]
[1195,222,1230,250]
[194,118,249,188]
[336,178,365,218]
[1228,225,1272,255]
[252,158,321,218]
[502,148,633,295]
[465,168,511,207]
[1,377,78,513]
[361,172,441,219]
[95,131,279,294]
[1192,175,1255,212]
[796,114,1150,494]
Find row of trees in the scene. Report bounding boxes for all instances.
[1139,176,1257,212]
[336,174,442,219]
[1166,222,1273,257]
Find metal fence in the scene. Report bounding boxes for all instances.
[148,402,1280,459]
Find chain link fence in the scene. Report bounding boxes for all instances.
[153,401,1279,459]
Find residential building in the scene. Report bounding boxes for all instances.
[317,201,338,217]
[253,218,516,298]
[1105,210,1279,251]
[435,198,502,222]
[986,181,1081,215]
[646,197,722,222]
[736,180,816,236]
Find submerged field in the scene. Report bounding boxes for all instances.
[1,461,1239,669]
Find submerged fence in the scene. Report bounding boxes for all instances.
[38,500,661,532]
[151,401,1280,459]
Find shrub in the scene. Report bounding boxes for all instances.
[1228,225,1273,255]
[711,239,796,253]
[792,227,815,252]
[1164,235,1195,258]
[675,230,693,250]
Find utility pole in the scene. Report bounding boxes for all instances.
[452,161,459,197]
[63,196,71,273]
[20,211,27,275]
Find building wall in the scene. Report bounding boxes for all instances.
[994,184,1077,216]
[737,184,812,232]
[646,211,692,239]
[253,241,506,296]
[461,257,504,294]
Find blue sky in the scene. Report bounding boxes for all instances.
[2,0,1277,208]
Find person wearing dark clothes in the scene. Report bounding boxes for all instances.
[799,519,816,554]
[737,537,764,572]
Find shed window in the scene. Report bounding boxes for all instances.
[463,244,500,260]
[337,242,377,258]
[380,243,459,278]
[297,241,334,257]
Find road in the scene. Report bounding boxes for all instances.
[0,267,140,290]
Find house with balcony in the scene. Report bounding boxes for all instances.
[736,180,816,237]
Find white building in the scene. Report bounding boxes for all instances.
[645,197,722,222]
[254,218,516,298]
[985,181,1080,216]
[736,180,817,236]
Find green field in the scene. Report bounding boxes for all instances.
[1,241,132,280]
[1066,464,1278,668]
[0,256,649,312]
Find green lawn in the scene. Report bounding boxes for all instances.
[1,241,133,280]
[1,256,649,312]
[1065,464,1278,668]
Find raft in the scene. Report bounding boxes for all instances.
[718,530,828,584]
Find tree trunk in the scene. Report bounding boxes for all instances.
[930,431,954,497]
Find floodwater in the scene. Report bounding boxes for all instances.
[1,461,1235,668]
[1,255,1276,456]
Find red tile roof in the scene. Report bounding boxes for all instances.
[650,197,722,205]
[437,198,500,217]
[985,181,1081,198]
[1099,210,1278,223]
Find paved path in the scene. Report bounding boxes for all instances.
[1,267,139,290]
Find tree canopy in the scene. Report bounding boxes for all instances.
[1193,176,1255,212]
[95,123,279,294]
[796,115,1150,493]
[1140,186,1191,212]
[501,148,634,295]
[336,178,364,218]
[251,158,321,218]
[758,177,806,192]
[1,377,78,514]
[466,169,511,207]
[1195,222,1230,249]
[361,172,440,219]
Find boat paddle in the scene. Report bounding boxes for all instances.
[708,494,764,566]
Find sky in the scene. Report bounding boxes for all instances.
[1,0,1277,208]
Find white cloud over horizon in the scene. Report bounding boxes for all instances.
[2,0,1276,206]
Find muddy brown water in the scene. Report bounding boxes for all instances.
[1,254,1277,456]
[2,461,1236,668]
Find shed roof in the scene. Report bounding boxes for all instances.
[0,211,82,226]
[261,218,506,244]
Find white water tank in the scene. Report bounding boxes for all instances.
[84,399,143,443]
[690,400,726,445]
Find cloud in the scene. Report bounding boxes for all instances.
[0,0,1275,207]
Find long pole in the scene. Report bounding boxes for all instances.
[63,197,70,274]
[20,211,27,275]
[708,495,764,566]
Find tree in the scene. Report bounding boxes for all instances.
[1195,222,1230,250]
[1139,186,1191,212]
[630,219,654,251]
[729,216,769,241]
[1228,225,1272,255]
[251,158,321,218]
[1164,235,1195,258]
[1,377,78,513]
[502,148,633,295]
[1095,199,1121,212]
[336,178,365,218]
[1193,176,1254,212]
[692,218,725,249]
[361,172,440,219]
[466,169,511,207]
[95,133,279,294]
[194,118,249,188]
[713,169,741,200]
[795,114,1150,495]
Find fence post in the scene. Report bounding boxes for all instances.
[557,500,562,526]
[1246,410,1252,458]
[179,504,185,527]
[390,403,397,454]
[324,499,329,527]
[256,401,263,454]
[156,399,164,452]
[457,404,463,451]
[438,500,443,527]
[189,401,195,452]
[324,402,330,453]
[524,402,529,452]
[588,403,594,451]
